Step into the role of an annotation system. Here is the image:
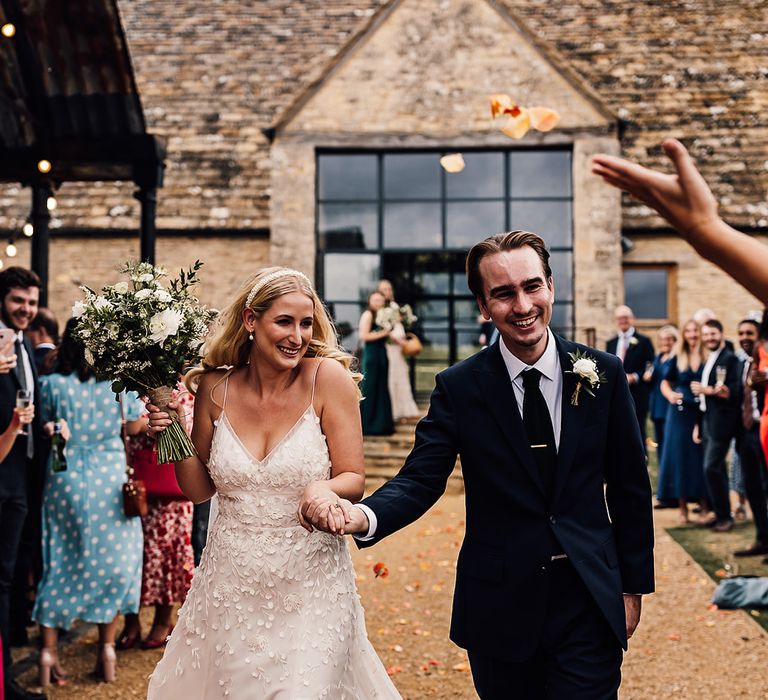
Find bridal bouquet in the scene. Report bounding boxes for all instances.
[375,305,399,330]
[73,261,215,463]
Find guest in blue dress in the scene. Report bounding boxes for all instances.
[359,291,394,436]
[644,325,678,496]
[32,319,146,686]
[657,320,709,524]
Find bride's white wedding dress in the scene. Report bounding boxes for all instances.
[147,372,401,699]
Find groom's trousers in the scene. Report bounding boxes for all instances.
[467,558,622,700]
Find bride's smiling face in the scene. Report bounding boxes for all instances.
[247,291,315,369]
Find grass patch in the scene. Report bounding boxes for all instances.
[666,520,768,633]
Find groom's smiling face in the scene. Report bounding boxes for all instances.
[477,247,554,362]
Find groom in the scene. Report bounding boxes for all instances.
[311,231,654,698]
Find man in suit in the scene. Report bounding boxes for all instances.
[733,318,768,558]
[691,319,741,532]
[26,308,59,374]
[309,231,654,698]
[606,306,655,448]
[0,268,46,700]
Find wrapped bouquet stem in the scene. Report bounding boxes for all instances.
[74,261,215,463]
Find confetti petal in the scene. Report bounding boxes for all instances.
[500,111,531,139]
[440,153,465,173]
[529,107,561,132]
[490,93,514,118]
[373,562,389,578]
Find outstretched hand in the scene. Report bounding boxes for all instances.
[591,138,719,238]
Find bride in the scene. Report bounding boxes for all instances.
[145,267,401,699]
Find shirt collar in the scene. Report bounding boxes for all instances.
[498,327,559,383]
[621,327,635,339]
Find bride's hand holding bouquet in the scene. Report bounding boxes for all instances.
[74,260,215,463]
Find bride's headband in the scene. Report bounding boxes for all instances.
[244,269,311,309]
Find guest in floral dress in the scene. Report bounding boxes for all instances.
[117,384,194,651]
[32,319,146,685]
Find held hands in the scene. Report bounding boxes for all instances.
[297,481,353,534]
[592,138,720,239]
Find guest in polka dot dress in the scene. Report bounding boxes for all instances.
[31,320,146,686]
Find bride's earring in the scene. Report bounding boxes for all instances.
[248,332,254,341]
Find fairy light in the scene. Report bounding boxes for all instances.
[37,159,52,174]
[6,243,17,257]
[22,223,33,237]
[46,196,57,211]
[1,23,15,38]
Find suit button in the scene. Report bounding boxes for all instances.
[549,516,556,524]
[540,565,547,573]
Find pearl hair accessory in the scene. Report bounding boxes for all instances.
[244,269,311,309]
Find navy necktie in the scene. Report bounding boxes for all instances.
[522,368,556,500]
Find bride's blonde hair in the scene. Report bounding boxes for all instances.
[185,267,361,391]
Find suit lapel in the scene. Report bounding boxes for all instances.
[474,343,546,498]
[551,337,588,507]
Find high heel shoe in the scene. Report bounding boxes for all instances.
[39,647,67,687]
[141,624,174,650]
[94,643,117,682]
[116,624,142,650]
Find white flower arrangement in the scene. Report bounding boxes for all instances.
[398,303,418,330]
[74,260,216,462]
[375,305,399,331]
[565,350,607,406]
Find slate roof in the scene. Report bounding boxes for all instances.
[1,0,765,231]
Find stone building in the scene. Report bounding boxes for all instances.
[0,0,765,393]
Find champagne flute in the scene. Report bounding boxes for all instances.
[16,389,31,436]
[715,366,727,387]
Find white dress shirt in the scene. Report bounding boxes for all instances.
[356,328,562,540]
[699,345,723,412]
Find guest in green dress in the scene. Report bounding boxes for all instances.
[32,319,146,686]
[358,291,394,435]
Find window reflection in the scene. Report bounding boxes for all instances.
[383,202,442,248]
[551,303,574,334]
[509,200,572,248]
[384,153,441,199]
[318,155,377,200]
[323,254,380,301]
[446,201,505,248]
[549,251,573,302]
[510,151,571,198]
[318,203,377,250]
[445,152,504,198]
[624,269,669,319]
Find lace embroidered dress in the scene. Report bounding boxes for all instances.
[147,372,401,699]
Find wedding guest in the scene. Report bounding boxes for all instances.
[376,280,419,421]
[754,312,768,488]
[733,317,768,559]
[657,320,707,523]
[0,267,47,700]
[691,319,741,532]
[33,319,145,686]
[592,139,768,304]
[644,325,678,486]
[26,309,58,374]
[117,385,195,651]
[359,291,394,436]
[606,306,655,447]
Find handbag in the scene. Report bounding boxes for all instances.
[119,396,147,518]
[131,446,186,501]
[401,333,423,358]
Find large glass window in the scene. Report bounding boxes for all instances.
[623,266,673,321]
[317,148,574,388]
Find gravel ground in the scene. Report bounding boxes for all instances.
[12,497,768,699]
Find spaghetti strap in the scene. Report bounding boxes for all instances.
[310,360,324,406]
[222,375,230,409]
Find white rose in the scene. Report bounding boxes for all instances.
[93,296,112,311]
[153,288,172,303]
[135,288,153,300]
[113,281,129,294]
[139,273,154,283]
[72,300,86,318]
[587,370,600,385]
[572,358,597,377]
[149,308,184,347]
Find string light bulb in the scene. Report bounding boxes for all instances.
[1,23,15,38]
[6,243,17,258]
[37,159,52,174]
[46,196,57,211]
[22,223,33,237]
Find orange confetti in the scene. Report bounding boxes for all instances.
[715,569,728,578]
[452,662,470,672]
[386,665,403,676]
[440,153,465,173]
[373,562,389,578]
[528,106,561,132]
[490,93,516,118]
[501,112,531,140]
[667,633,681,641]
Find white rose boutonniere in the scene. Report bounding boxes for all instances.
[629,336,638,346]
[566,350,607,406]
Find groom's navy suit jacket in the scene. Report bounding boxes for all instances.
[358,335,655,660]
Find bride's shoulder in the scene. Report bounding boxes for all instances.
[196,368,233,408]
[307,358,356,396]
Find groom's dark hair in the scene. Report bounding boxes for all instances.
[466,230,552,301]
